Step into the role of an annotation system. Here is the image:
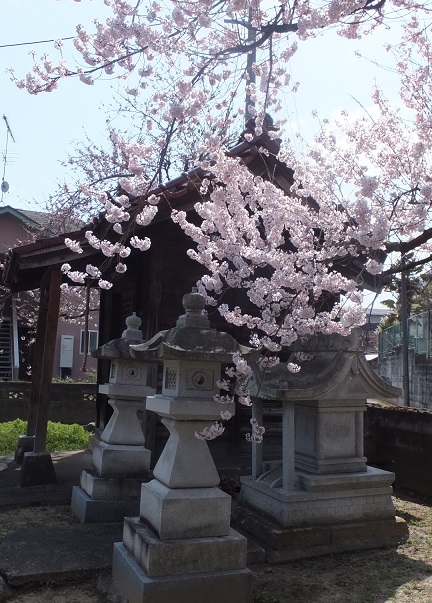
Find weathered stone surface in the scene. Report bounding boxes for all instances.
[0,577,12,602]
[294,399,367,474]
[123,518,247,577]
[99,398,147,446]
[140,480,231,539]
[71,486,140,523]
[240,471,396,529]
[233,504,409,563]
[146,394,234,420]
[112,542,252,603]
[151,418,221,488]
[296,465,395,493]
[250,329,401,402]
[72,315,154,524]
[80,470,143,500]
[19,452,57,487]
[93,442,151,478]
[0,524,123,586]
[13,435,34,465]
[113,292,253,603]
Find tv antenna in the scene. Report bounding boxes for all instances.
[1,115,16,203]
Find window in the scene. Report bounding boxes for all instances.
[80,330,98,354]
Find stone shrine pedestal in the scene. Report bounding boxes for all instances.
[237,330,409,562]
[71,314,154,523]
[112,290,252,603]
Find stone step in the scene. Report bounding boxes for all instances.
[0,523,123,587]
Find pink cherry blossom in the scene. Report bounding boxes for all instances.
[98,279,113,290]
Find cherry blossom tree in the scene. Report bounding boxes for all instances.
[7,0,432,383]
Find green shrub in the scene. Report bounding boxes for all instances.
[0,418,27,455]
[45,422,89,452]
[0,420,89,455]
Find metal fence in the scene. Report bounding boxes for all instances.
[379,310,432,359]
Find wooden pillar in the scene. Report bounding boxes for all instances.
[33,265,62,452]
[20,266,61,486]
[26,267,54,437]
[96,289,113,432]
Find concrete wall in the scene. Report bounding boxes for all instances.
[378,346,432,409]
[0,382,97,425]
[365,403,432,497]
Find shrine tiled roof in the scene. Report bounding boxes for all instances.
[1,128,385,293]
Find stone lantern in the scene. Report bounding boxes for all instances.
[71,313,156,523]
[237,329,409,562]
[112,290,253,603]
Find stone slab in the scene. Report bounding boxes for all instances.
[296,466,396,492]
[14,435,34,465]
[19,452,57,487]
[112,542,252,603]
[146,395,233,420]
[99,383,154,400]
[71,486,140,523]
[80,469,144,500]
[232,504,409,563]
[0,523,123,586]
[93,442,151,478]
[240,470,396,528]
[141,480,231,539]
[295,454,367,475]
[123,518,248,577]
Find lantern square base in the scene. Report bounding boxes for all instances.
[122,517,248,577]
[71,485,140,523]
[113,541,252,603]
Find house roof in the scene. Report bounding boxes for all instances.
[0,205,51,230]
[1,129,384,293]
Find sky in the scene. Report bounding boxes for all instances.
[0,0,405,216]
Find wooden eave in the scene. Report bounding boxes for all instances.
[1,131,383,294]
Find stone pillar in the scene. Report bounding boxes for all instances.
[71,314,155,523]
[112,290,252,603]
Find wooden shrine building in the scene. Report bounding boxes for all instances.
[1,124,385,484]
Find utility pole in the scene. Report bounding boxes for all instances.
[1,115,16,203]
[400,257,410,406]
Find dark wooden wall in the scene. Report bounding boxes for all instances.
[94,217,265,466]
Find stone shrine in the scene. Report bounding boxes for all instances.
[71,313,155,523]
[112,289,253,603]
[237,329,409,562]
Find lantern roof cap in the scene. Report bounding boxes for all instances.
[250,329,401,401]
[92,312,144,359]
[130,289,256,362]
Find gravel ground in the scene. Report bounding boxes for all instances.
[1,492,432,603]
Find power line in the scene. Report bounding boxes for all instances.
[0,36,74,50]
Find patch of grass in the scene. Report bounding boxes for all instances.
[45,421,89,452]
[0,419,89,454]
[0,418,26,454]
